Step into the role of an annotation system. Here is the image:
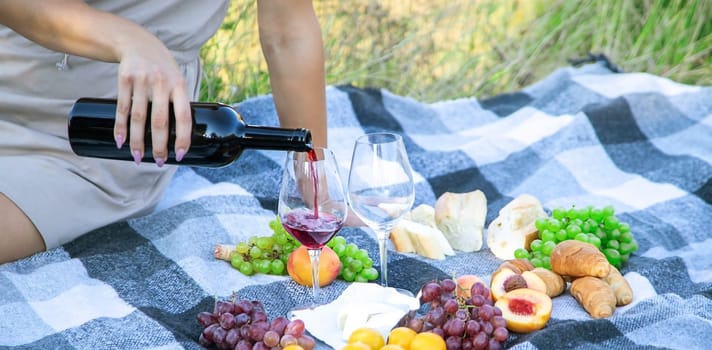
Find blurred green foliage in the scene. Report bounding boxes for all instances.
[200,0,711,103]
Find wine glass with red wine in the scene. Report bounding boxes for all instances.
[278,147,347,306]
[347,133,414,289]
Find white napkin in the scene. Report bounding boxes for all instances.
[291,282,420,349]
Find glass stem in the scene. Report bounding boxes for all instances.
[308,248,322,303]
[377,231,388,287]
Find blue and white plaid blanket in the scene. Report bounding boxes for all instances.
[2,62,711,349]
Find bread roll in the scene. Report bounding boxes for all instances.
[487,194,547,260]
[434,190,487,252]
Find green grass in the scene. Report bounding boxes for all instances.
[199,0,712,103]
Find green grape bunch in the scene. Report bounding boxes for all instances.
[326,236,379,283]
[228,217,300,276]
[226,217,379,283]
[513,205,639,269]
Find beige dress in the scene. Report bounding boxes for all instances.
[0,0,230,249]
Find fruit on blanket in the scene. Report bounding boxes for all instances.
[494,288,552,333]
[409,332,446,350]
[492,258,535,277]
[490,267,522,301]
[218,217,379,283]
[550,240,610,278]
[326,235,380,283]
[217,216,301,276]
[520,271,548,295]
[395,279,508,349]
[455,274,486,299]
[490,260,564,300]
[287,245,341,287]
[387,326,417,349]
[529,268,566,298]
[602,264,633,306]
[522,204,639,270]
[434,190,487,252]
[570,276,617,318]
[297,334,317,349]
[196,298,315,349]
[282,345,306,350]
[487,194,547,260]
[347,327,385,350]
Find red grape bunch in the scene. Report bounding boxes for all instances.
[402,279,509,350]
[196,299,315,350]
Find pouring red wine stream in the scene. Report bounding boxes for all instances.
[281,149,343,249]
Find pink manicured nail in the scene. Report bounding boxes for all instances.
[175,148,186,162]
[156,157,165,168]
[115,134,124,149]
[133,150,142,165]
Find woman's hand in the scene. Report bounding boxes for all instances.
[113,40,192,166]
[0,0,192,166]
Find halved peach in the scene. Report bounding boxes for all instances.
[521,271,548,295]
[490,267,520,301]
[494,288,552,333]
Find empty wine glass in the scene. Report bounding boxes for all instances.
[347,133,415,288]
[278,147,347,306]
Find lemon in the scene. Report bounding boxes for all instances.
[347,327,385,350]
[387,327,418,350]
[282,345,305,350]
[409,332,446,350]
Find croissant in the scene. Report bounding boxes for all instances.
[603,264,634,306]
[550,240,610,278]
[570,276,617,318]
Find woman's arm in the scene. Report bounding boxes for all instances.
[256,0,327,148]
[0,0,192,166]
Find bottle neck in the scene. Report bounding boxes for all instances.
[240,126,312,152]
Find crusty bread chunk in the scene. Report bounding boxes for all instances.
[487,194,547,260]
[434,190,487,252]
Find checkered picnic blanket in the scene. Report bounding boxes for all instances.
[1,61,711,349]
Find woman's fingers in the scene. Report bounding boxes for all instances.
[116,61,191,166]
[171,82,191,163]
[128,74,148,165]
[150,75,169,167]
[150,76,190,166]
[114,69,133,150]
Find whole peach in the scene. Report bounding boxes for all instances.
[287,246,341,287]
[456,274,486,299]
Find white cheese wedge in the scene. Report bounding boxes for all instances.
[407,204,438,228]
[390,219,455,259]
[337,302,406,340]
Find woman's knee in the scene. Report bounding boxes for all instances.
[0,193,46,264]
